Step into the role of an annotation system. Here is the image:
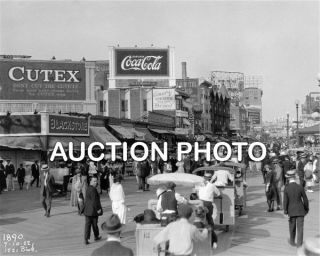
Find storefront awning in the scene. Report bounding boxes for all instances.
[135,127,159,143]
[149,129,174,135]
[90,127,119,143]
[108,125,145,141]
[0,136,44,150]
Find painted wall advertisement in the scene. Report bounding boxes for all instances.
[48,115,89,136]
[0,115,41,135]
[0,60,86,100]
[115,48,169,76]
[152,89,176,110]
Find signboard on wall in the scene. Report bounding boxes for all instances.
[0,60,86,100]
[148,111,175,127]
[152,89,176,110]
[248,111,261,125]
[0,115,41,135]
[115,48,169,76]
[48,115,89,136]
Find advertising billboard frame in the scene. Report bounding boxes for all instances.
[48,114,90,136]
[0,59,86,101]
[152,88,176,111]
[114,48,170,77]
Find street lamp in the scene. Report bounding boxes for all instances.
[294,100,300,146]
[286,112,289,144]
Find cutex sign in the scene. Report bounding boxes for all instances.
[0,60,86,100]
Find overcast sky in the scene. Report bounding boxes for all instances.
[0,0,319,121]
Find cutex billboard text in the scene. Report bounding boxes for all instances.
[115,49,169,76]
[0,60,86,100]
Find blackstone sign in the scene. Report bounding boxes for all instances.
[49,115,89,136]
[115,49,169,76]
[0,60,86,100]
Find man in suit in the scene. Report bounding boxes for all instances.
[31,160,40,187]
[83,176,102,245]
[91,214,133,256]
[283,169,309,247]
[40,164,55,217]
[297,153,307,188]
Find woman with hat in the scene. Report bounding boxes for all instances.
[109,174,127,224]
[70,168,87,215]
[264,164,277,212]
[304,157,314,193]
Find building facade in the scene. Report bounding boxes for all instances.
[210,85,230,135]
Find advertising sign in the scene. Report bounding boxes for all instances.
[115,49,169,76]
[0,115,41,135]
[49,115,89,136]
[152,89,175,110]
[248,111,261,125]
[0,60,86,100]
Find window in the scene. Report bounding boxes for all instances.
[143,99,147,111]
[99,101,105,113]
[176,99,182,110]
[121,100,125,111]
[121,100,128,112]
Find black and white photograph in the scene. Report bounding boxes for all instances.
[0,1,319,256]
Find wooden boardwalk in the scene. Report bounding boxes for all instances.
[0,175,319,256]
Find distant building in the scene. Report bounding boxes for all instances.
[210,85,230,135]
[230,103,248,135]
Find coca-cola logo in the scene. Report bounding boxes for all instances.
[115,49,168,76]
[121,55,163,71]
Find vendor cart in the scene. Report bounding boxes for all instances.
[223,162,248,216]
[136,173,212,256]
[193,165,236,231]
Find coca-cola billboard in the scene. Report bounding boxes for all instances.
[115,49,169,76]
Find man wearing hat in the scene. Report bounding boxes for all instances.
[31,160,40,188]
[272,158,283,210]
[199,172,220,231]
[91,214,133,256]
[154,204,208,256]
[83,176,103,245]
[283,169,309,247]
[40,164,55,217]
[297,153,307,188]
[5,159,15,191]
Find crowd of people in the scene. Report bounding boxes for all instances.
[1,139,319,255]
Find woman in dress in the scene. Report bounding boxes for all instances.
[304,158,314,193]
[24,162,33,190]
[70,168,87,215]
[100,161,110,194]
[264,164,277,212]
[109,174,126,224]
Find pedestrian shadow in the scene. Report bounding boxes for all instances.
[0,217,27,225]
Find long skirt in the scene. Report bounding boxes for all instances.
[112,201,127,224]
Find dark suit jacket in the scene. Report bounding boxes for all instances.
[83,185,102,217]
[31,163,40,177]
[283,182,309,217]
[91,241,133,256]
[40,173,55,197]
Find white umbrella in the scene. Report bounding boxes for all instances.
[147,173,204,187]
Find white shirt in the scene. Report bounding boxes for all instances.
[211,170,234,187]
[154,218,208,255]
[198,182,220,202]
[109,183,125,204]
[44,173,48,186]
